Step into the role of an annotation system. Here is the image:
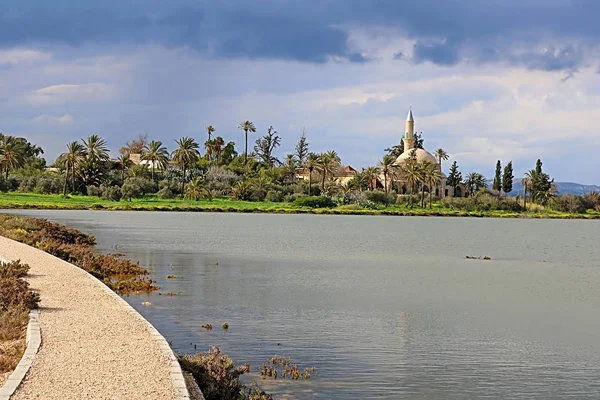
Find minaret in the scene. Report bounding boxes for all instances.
[402,107,415,152]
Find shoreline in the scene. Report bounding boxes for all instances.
[1,202,599,220]
[0,225,192,399]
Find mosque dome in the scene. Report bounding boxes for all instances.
[393,148,438,166]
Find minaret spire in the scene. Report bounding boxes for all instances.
[403,107,415,151]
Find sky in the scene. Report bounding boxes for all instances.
[1,0,599,183]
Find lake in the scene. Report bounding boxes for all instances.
[5,210,600,399]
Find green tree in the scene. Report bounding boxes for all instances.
[58,141,86,194]
[384,132,424,158]
[502,161,514,194]
[116,153,134,184]
[295,128,309,167]
[465,172,487,196]
[238,120,256,165]
[522,175,531,209]
[184,177,212,201]
[528,159,554,205]
[363,166,379,191]
[423,161,443,208]
[397,150,421,206]
[142,140,169,181]
[254,126,281,168]
[316,150,341,191]
[79,134,110,188]
[205,125,215,140]
[446,161,462,197]
[378,155,395,194]
[172,137,200,193]
[434,148,449,171]
[305,152,319,196]
[281,154,298,183]
[221,141,237,165]
[493,160,502,191]
[0,135,27,180]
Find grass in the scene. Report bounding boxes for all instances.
[0,192,599,219]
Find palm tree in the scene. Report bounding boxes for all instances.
[434,148,449,171]
[142,140,169,180]
[423,161,443,209]
[116,153,133,183]
[465,172,487,196]
[205,125,216,140]
[378,155,395,194]
[172,137,200,193]
[364,166,379,191]
[317,150,341,191]
[82,134,110,163]
[282,154,297,183]
[522,173,532,210]
[397,150,420,206]
[58,141,85,194]
[238,120,256,165]
[305,152,319,196]
[0,135,26,179]
[184,177,212,201]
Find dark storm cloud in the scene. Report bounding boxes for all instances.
[1,0,599,68]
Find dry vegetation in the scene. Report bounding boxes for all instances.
[0,214,158,294]
[0,260,40,386]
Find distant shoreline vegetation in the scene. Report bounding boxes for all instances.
[1,130,600,221]
[1,192,599,219]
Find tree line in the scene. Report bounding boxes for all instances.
[1,127,598,214]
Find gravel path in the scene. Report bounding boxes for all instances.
[0,236,176,400]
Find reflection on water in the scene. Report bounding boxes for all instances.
[6,210,600,399]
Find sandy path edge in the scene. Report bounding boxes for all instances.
[0,236,195,400]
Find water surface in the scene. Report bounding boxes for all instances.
[6,210,600,399]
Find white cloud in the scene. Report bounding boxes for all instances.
[0,49,51,66]
[23,83,116,105]
[31,114,75,125]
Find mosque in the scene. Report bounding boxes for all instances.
[382,108,462,197]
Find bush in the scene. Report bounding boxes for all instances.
[283,193,305,203]
[364,190,396,205]
[550,195,586,213]
[441,194,522,212]
[396,194,420,206]
[293,196,336,208]
[0,260,30,279]
[265,190,284,202]
[101,186,122,201]
[87,185,102,197]
[179,347,272,400]
[157,186,175,200]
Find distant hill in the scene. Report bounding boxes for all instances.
[506,180,600,196]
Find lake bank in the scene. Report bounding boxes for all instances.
[1,192,599,219]
[0,235,183,400]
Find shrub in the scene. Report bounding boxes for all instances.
[283,193,305,203]
[157,186,175,200]
[396,194,420,206]
[231,181,254,201]
[101,186,122,201]
[364,190,396,205]
[87,185,102,197]
[293,196,336,208]
[265,190,284,202]
[0,260,30,279]
[179,347,271,400]
[441,194,522,212]
[550,195,586,213]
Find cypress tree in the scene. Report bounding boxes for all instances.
[502,161,514,193]
[492,160,502,191]
[447,161,462,197]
